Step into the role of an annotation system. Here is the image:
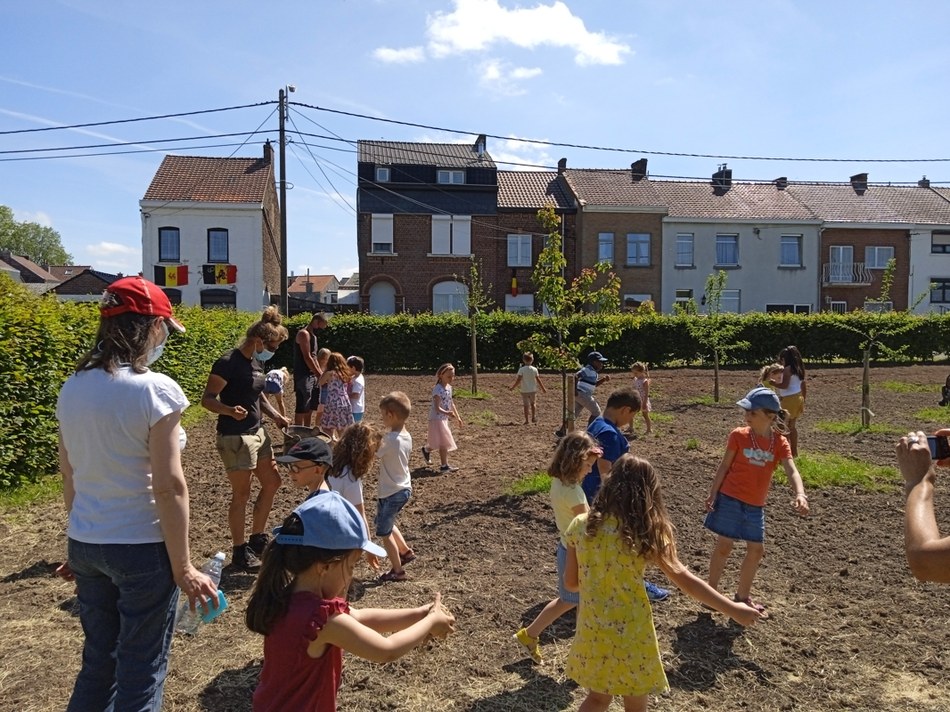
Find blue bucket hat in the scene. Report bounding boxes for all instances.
[737,386,782,412]
[274,491,386,557]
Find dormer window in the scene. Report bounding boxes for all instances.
[437,169,465,185]
[376,167,391,182]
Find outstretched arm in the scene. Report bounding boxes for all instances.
[509,375,522,391]
[781,458,809,515]
[656,556,763,626]
[898,430,950,583]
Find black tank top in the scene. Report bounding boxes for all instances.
[293,327,317,377]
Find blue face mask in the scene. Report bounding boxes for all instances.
[146,322,170,366]
[256,348,275,362]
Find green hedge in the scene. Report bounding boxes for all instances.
[2,272,949,489]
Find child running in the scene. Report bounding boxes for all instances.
[564,454,764,712]
[630,362,653,436]
[346,356,366,423]
[319,352,355,442]
[245,493,455,712]
[421,363,463,473]
[704,386,810,619]
[328,423,383,572]
[514,432,602,664]
[509,352,547,425]
[376,392,416,582]
[276,437,333,497]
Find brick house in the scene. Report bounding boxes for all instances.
[0,251,60,294]
[139,142,281,311]
[287,273,340,315]
[49,268,119,301]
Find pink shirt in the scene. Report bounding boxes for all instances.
[719,427,792,507]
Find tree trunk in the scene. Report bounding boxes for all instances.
[861,348,871,428]
[567,372,576,432]
[713,350,721,403]
[470,316,478,395]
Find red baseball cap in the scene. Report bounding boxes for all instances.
[100,275,185,332]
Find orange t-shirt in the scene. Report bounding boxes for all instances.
[718,427,792,507]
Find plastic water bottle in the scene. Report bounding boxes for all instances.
[175,551,227,635]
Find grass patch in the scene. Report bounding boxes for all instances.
[685,437,699,450]
[468,409,498,426]
[814,418,903,436]
[873,381,938,394]
[915,406,949,422]
[776,452,899,491]
[0,474,62,509]
[507,471,551,496]
[686,395,716,406]
[649,413,673,424]
[454,388,493,400]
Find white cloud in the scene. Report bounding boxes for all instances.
[373,46,426,64]
[85,241,139,257]
[427,0,631,66]
[478,59,543,96]
[13,209,53,227]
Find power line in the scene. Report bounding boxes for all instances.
[0,141,265,162]
[0,130,277,155]
[287,109,356,213]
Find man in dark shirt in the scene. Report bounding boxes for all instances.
[293,312,328,426]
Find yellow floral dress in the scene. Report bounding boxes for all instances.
[564,513,669,697]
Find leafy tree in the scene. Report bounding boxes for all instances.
[459,256,494,394]
[687,270,749,402]
[518,205,621,431]
[0,205,73,265]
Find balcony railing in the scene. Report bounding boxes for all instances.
[822,262,872,286]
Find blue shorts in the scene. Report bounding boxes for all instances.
[353,412,364,423]
[704,492,765,543]
[375,488,410,538]
[556,542,579,605]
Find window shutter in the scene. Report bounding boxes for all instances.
[431,215,451,254]
[453,216,471,255]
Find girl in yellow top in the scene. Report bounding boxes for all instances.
[564,455,764,712]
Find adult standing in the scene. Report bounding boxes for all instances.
[57,276,218,711]
[202,306,291,572]
[769,345,807,456]
[293,312,329,427]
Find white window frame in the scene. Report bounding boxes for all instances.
[675,233,694,267]
[864,300,893,312]
[371,214,394,254]
[625,233,650,266]
[437,169,465,185]
[780,235,803,267]
[507,234,532,267]
[720,288,740,313]
[674,288,693,305]
[431,215,471,256]
[865,245,894,269]
[830,300,847,313]
[375,166,391,182]
[715,234,739,266]
[597,232,614,265]
[505,294,534,314]
[765,303,811,314]
[432,280,469,314]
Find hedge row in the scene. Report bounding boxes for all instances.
[3,271,949,489]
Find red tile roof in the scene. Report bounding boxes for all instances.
[654,182,818,221]
[142,153,273,203]
[0,253,59,282]
[288,275,337,293]
[497,171,572,209]
[562,169,666,209]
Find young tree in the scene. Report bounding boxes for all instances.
[518,205,621,432]
[0,205,73,265]
[686,270,749,402]
[460,256,494,394]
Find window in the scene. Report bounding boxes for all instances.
[625,233,650,266]
[932,233,950,254]
[207,228,228,263]
[829,300,847,313]
[376,166,390,182]
[864,300,893,312]
[505,294,534,314]
[432,280,468,314]
[437,169,465,185]
[507,234,532,267]
[765,304,811,314]
[431,215,471,255]
[675,234,694,267]
[674,288,693,305]
[715,234,739,266]
[369,281,396,315]
[865,245,894,269]
[780,235,803,267]
[597,232,614,265]
[720,289,740,313]
[371,214,394,254]
[623,293,652,310]
[162,288,182,305]
[158,227,180,262]
[199,288,236,309]
[931,278,950,304]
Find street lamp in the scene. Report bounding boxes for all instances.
[278,84,295,314]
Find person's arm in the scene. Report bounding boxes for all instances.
[318,370,333,386]
[349,379,363,404]
[898,429,950,583]
[259,393,290,429]
[150,411,218,610]
[536,373,547,393]
[643,378,650,400]
[509,375,522,391]
[296,330,322,377]
[595,374,611,386]
[451,399,463,426]
[564,544,579,592]
[771,365,793,389]
[801,376,807,405]
[354,502,381,571]
[316,593,455,663]
[201,373,247,420]
[56,432,77,581]
[570,502,589,517]
[705,448,737,511]
[656,555,763,626]
[781,458,809,515]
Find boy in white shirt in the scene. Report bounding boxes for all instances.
[375,391,415,582]
[509,352,547,425]
[347,355,366,422]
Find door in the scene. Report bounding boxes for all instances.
[829,245,853,283]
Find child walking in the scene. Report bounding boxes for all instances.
[769,345,807,456]
[245,493,455,712]
[376,392,417,582]
[564,455,764,712]
[509,352,547,425]
[328,423,383,571]
[319,352,355,442]
[704,386,810,619]
[421,363,463,473]
[347,356,366,423]
[514,432,602,664]
[630,362,653,435]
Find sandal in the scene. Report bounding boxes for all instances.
[734,594,770,619]
[379,569,409,583]
[399,549,417,565]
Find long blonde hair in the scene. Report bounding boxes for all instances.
[548,432,598,485]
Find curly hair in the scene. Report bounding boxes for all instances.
[330,423,382,480]
[585,455,678,567]
[548,432,599,485]
[246,306,288,345]
[325,352,353,384]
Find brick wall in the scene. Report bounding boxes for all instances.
[495,210,577,306]
[261,170,281,300]
[820,228,909,310]
[576,211,664,302]
[52,270,110,295]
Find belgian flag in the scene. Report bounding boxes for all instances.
[203,264,237,284]
[153,265,189,286]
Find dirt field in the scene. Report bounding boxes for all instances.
[2,365,950,711]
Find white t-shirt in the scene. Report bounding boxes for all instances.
[327,465,364,507]
[377,429,412,499]
[517,365,539,393]
[57,366,189,544]
[350,373,365,414]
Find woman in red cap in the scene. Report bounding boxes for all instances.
[56,275,218,712]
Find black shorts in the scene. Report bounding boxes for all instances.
[294,374,318,414]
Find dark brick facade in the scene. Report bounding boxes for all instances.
[820,228,910,310]
[260,146,281,300]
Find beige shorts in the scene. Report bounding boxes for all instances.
[521,392,537,406]
[215,426,274,472]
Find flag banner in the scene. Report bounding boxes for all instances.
[203,264,237,284]
[154,265,188,286]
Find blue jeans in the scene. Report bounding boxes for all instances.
[67,538,179,712]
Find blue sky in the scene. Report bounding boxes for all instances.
[3,0,950,279]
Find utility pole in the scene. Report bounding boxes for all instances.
[278,85,294,314]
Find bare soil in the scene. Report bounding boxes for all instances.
[2,366,950,711]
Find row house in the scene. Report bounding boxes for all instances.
[139,142,281,311]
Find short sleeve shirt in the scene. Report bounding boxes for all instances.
[377,429,412,499]
[429,383,452,421]
[327,466,364,508]
[719,427,792,507]
[576,365,599,395]
[211,349,265,435]
[349,374,365,414]
[582,416,629,502]
[550,479,587,545]
[517,365,539,393]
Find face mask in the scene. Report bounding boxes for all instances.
[256,347,275,362]
[146,322,170,366]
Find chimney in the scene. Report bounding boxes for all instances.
[631,158,648,181]
[712,163,732,194]
[263,139,274,164]
[919,175,931,188]
[557,157,567,174]
[774,176,788,190]
[474,134,487,158]
[850,172,868,195]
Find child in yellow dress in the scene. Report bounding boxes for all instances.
[563,454,764,711]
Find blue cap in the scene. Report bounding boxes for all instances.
[274,491,386,557]
[737,386,782,412]
[587,351,609,363]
